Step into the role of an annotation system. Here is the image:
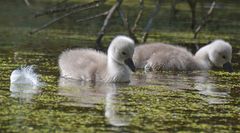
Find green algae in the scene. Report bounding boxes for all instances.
[0,101,105,133]
[1,82,240,132]
[1,49,238,132]
[101,85,239,132]
[0,0,240,132]
[1,39,240,133]
[210,71,240,79]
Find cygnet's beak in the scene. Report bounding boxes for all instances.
[223,62,233,73]
[124,58,136,72]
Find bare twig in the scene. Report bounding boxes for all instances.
[24,0,31,6]
[76,11,108,22]
[194,1,216,39]
[96,0,123,49]
[187,0,197,30]
[30,4,100,34]
[117,2,139,43]
[169,0,177,24]
[142,0,161,43]
[131,0,144,32]
[56,0,69,6]
[34,0,69,16]
[34,0,104,18]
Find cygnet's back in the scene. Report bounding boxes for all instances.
[133,43,200,71]
[59,49,107,81]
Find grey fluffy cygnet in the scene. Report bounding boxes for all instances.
[133,39,233,72]
[58,35,135,82]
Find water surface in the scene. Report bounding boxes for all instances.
[0,0,240,132]
[0,50,240,132]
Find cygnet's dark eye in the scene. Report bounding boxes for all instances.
[222,55,226,59]
[122,52,127,55]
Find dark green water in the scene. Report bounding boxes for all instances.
[0,0,240,132]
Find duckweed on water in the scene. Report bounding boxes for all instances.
[1,0,240,131]
[115,86,240,132]
[1,84,239,132]
[210,71,240,79]
[209,71,240,91]
[1,47,240,132]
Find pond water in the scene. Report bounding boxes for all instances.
[0,0,240,132]
[0,48,240,132]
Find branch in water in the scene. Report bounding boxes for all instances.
[132,0,144,32]
[187,0,197,30]
[194,1,216,39]
[24,0,31,6]
[142,0,160,43]
[76,11,108,22]
[96,0,123,50]
[30,4,100,34]
[117,3,139,43]
[34,0,105,18]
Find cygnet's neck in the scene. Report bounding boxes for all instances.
[194,44,213,69]
[106,56,130,82]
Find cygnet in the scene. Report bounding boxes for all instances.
[58,35,135,82]
[133,39,233,72]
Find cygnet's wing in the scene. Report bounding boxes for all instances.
[58,49,107,81]
[146,44,199,71]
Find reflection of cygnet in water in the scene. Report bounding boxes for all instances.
[193,72,230,104]
[58,78,130,126]
[130,72,194,90]
[10,66,42,102]
[58,78,108,107]
[104,84,130,126]
[131,71,230,104]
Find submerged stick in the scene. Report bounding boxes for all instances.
[96,0,123,49]
[194,1,216,39]
[142,0,160,43]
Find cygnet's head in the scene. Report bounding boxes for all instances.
[208,39,233,72]
[108,35,135,72]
